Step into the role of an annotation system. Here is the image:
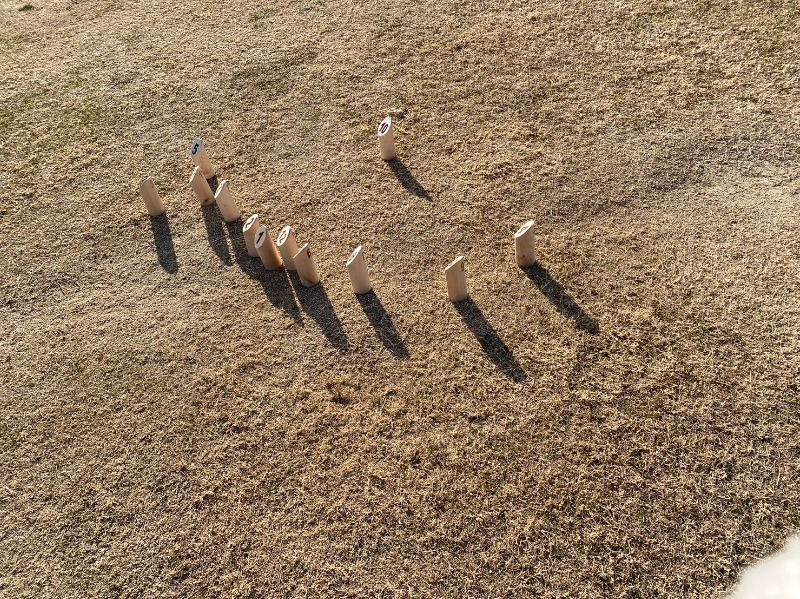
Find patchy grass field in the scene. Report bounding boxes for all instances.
[1,0,798,596]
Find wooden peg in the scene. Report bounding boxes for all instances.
[190,138,215,178]
[444,255,468,302]
[213,180,240,222]
[189,166,214,205]
[276,226,299,270]
[514,220,537,267]
[346,245,372,294]
[378,116,396,161]
[254,225,283,270]
[139,177,164,216]
[293,243,320,287]
[242,214,261,257]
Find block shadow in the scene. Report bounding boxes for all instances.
[454,298,527,383]
[149,215,178,274]
[201,204,232,265]
[522,264,600,335]
[388,159,430,199]
[356,290,409,359]
[291,276,350,353]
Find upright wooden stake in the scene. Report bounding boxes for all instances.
[378,116,396,161]
[444,256,468,302]
[254,225,283,270]
[293,243,320,287]
[346,245,372,294]
[189,166,214,205]
[242,214,261,257]
[139,177,165,216]
[190,138,216,178]
[514,220,537,267]
[213,180,241,222]
[276,226,299,270]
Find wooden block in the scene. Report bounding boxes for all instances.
[346,245,372,294]
[189,166,214,205]
[444,255,468,302]
[139,177,164,216]
[293,243,320,287]
[242,214,261,257]
[514,220,536,267]
[190,138,215,178]
[378,116,396,161]
[254,225,283,270]
[213,180,241,222]
[276,226,299,271]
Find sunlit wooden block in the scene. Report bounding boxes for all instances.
[254,225,283,270]
[242,214,261,257]
[190,138,215,178]
[189,166,214,206]
[213,180,240,222]
[346,245,372,294]
[276,226,299,271]
[378,116,396,161]
[444,255,468,302]
[293,243,320,287]
[514,220,536,267]
[139,177,164,216]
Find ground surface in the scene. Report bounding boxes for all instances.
[1,0,798,596]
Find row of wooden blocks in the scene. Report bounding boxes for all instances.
[139,121,537,300]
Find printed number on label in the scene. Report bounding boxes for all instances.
[379,122,389,135]
[256,230,265,244]
[191,140,203,157]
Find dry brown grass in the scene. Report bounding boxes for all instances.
[1,0,799,596]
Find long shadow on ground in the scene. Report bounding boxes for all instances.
[454,298,527,383]
[356,290,409,358]
[201,203,232,265]
[388,159,430,199]
[522,264,599,335]
[291,276,350,353]
[149,215,178,274]
[220,217,303,324]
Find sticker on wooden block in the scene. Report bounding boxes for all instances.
[276,226,299,271]
[189,166,214,205]
[378,116,396,161]
[346,245,372,294]
[213,180,240,222]
[242,214,261,257]
[514,220,536,267]
[293,243,320,287]
[444,255,468,302]
[190,138,215,178]
[254,225,283,270]
[139,177,165,216]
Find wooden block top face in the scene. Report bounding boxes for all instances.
[347,245,363,266]
[378,117,392,137]
[293,243,311,260]
[515,220,535,238]
[277,226,293,247]
[243,214,260,233]
[445,255,465,273]
[189,166,202,182]
[190,138,204,159]
[254,225,268,248]
[214,180,228,198]
[140,177,155,191]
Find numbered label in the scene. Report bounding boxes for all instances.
[244,214,259,230]
[378,117,391,136]
[255,230,265,245]
[190,138,204,158]
[277,227,291,245]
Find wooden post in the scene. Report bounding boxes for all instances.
[213,180,240,222]
[139,177,164,216]
[346,245,372,294]
[254,225,283,270]
[378,116,396,161]
[242,214,261,257]
[445,256,468,302]
[514,220,537,267]
[190,138,215,178]
[276,226,299,270]
[293,243,320,287]
[189,166,214,205]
